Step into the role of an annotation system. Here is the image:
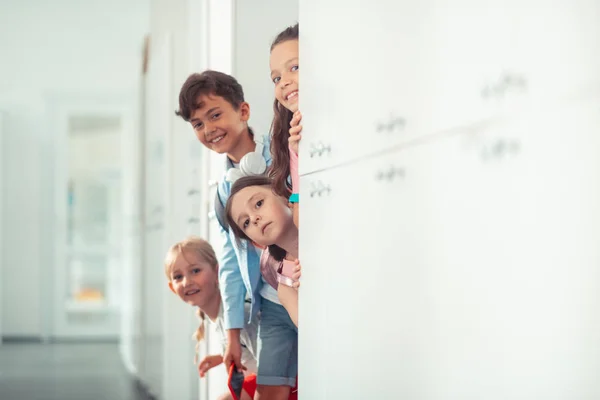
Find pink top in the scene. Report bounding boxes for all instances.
[260,247,279,290]
[289,145,299,195]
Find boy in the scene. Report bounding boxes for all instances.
[176,71,298,400]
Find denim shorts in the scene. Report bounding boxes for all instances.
[256,298,298,386]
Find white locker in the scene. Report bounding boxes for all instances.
[300,93,600,398]
[509,0,600,104]
[299,0,600,396]
[300,143,441,398]
[299,0,600,176]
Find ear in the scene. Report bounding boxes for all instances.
[168,281,176,294]
[239,101,250,122]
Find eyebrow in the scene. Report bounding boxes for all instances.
[270,57,299,78]
[236,193,261,227]
[285,57,299,67]
[171,262,201,277]
[190,107,220,123]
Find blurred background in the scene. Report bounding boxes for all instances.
[0,0,298,399]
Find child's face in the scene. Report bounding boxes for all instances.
[168,251,219,308]
[189,94,250,155]
[270,39,299,113]
[230,185,294,247]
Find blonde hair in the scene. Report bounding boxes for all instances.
[164,236,219,363]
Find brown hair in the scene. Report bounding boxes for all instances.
[175,70,245,122]
[268,23,299,198]
[164,236,219,363]
[224,175,287,261]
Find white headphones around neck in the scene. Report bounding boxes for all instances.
[225,140,267,183]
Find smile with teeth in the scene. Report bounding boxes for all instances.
[286,91,298,101]
[185,289,200,296]
[210,134,226,144]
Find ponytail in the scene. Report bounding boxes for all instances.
[193,308,206,364]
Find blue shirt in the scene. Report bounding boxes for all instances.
[216,134,272,329]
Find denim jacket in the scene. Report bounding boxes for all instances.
[216,134,272,329]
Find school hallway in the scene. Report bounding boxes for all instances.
[2,0,600,399]
[0,342,152,400]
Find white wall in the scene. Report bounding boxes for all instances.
[0,0,149,337]
[0,111,42,336]
[233,0,299,135]
[0,112,3,343]
[134,1,204,399]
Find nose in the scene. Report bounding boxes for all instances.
[203,121,216,137]
[280,71,292,88]
[252,214,261,225]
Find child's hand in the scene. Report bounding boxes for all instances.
[289,110,302,154]
[292,259,302,289]
[223,336,246,374]
[198,354,223,378]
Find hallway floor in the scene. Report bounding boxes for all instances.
[0,342,151,400]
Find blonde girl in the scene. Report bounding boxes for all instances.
[164,236,259,400]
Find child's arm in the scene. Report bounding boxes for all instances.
[292,261,301,289]
[289,110,302,154]
[277,260,302,327]
[197,354,223,378]
[217,185,248,371]
[278,284,298,327]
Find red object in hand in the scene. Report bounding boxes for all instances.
[229,370,298,400]
[228,363,245,400]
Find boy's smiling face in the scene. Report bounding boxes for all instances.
[189,94,251,159]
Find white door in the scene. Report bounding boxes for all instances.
[52,106,125,340]
[299,0,517,174]
[0,112,3,344]
[301,92,600,397]
[162,93,204,400]
[299,166,353,399]
[495,98,600,397]
[509,0,600,105]
[300,132,502,399]
[413,120,531,399]
[410,97,600,398]
[140,35,171,399]
[299,0,438,173]
[119,91,143,374]
[300,142,440,398]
